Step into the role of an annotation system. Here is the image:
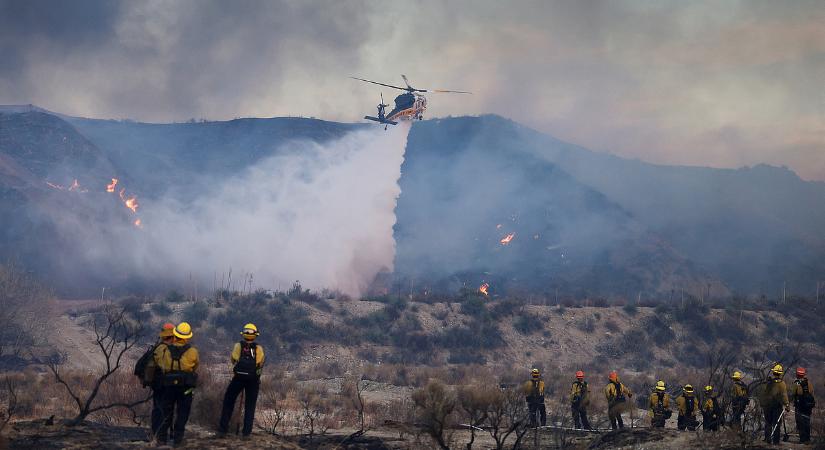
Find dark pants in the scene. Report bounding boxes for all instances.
[150,386,169,438]
[730,405,745,429]
[703,412,719,431]
[572,406,591,429]
[219,376,260,436]
[677,415,697,431]
[608,404,624,430]
[159,386,194,445]
[651,414,666,428]
[764,406,782,444]
[528,402,546,427]
[795,407,812,443]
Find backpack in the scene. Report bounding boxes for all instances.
[233,342,259,380]
[654,392,672,419]
[134,343,159,388]
[684,395,695,415]
[162,344,197,388]
[796,379,816,410]
[572,381,587,406]
[613,382,626,403]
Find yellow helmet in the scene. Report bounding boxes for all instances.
[684,384,694,393]
[174,322,193,340]
[531,368,540,378]
[241,323,259,340]
[704,385,713,393]
[655,380,666,392]
[772,364,783,377]
[731,371,742,380]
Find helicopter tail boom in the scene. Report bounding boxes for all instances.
[364,116,398,125]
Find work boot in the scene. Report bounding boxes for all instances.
[241,434,251,441]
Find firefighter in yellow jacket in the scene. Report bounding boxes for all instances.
[792,367,816,444]
[570,370,591,429]
[649,380,671,428]
[760,364,790,445]
[728,371,749,429]
[701,385,722,431]
[154,322,199,447]
[675,384,698,431]
[604,371,632,430]
[523,368,546,427]
[218,323,266,439]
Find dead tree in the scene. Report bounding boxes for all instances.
[481,387,529,450]
[46,305,150,426]
[0,376,18,435]
[412,380,456,450]
[343,376,368,436]
[457,385,495,450]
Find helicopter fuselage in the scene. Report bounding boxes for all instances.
[385,92,427,122]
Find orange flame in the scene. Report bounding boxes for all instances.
[479,283,489,296]
[106,178,118,193]
[134,218,143,228]
[119,188,139,213]
[500,233,515,245]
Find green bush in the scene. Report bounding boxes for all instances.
[513,313,544,335]
[185,300,209,327]
[151,301,172,316]
[165,290,186,303]
[623,303,638,316]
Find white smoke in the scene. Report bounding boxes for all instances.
[133,122,410,296]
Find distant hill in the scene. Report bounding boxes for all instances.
[0,107,822,297]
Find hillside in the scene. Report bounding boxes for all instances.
[1,107,824,297]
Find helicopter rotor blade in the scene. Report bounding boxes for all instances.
[401,74,413,89]
[350,77,408,91]
[432,89,473,94]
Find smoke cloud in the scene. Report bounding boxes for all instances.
[108,122,410,296]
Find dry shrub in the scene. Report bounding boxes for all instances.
[412,380,456,450]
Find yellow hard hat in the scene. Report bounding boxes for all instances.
[772,364,783,376]
[731,371,742,380]
[173,322,193,340]
[531,368,540,378]
[241,323,259,340]
[684,384,694,393]
[704,385,713,392]
[656,380,666,392]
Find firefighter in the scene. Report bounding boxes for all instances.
[728,371,749,429]
[154,322,199,447]
[604,371,632,430]
[146,323,176,442]
[792,367,816,444]
[701,385,722,431]
[570,370,591,430]
[759,364,789,445]
[523,368,546,427]
[649,380,671,428]
[675,384,698,431]
[218,323,266,439]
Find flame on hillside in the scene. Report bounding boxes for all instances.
[119,188,139,213]
[479,283,489,296]
[500,233,515,245]
[134,219,143,228]
[106,178,118,193]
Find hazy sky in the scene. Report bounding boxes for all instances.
[1,0,823,179]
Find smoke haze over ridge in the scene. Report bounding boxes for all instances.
[95,122,410,296]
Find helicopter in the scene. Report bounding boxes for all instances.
[351,75,471,128]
